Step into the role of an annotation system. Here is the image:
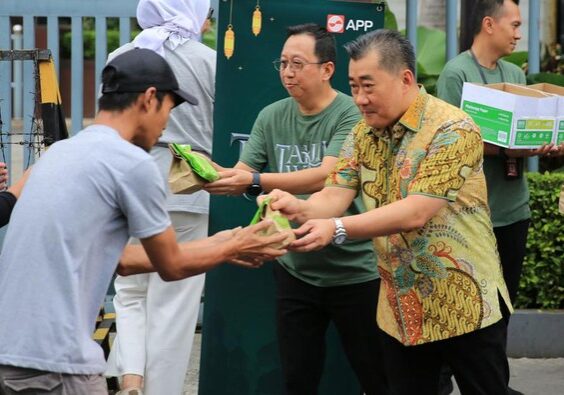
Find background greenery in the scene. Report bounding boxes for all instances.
[516,172,564,309]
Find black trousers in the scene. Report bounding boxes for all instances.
[493,219,531,304]
[273,264,387,395]
[382,318,509,395]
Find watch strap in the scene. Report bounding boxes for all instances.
[251,171,261,187]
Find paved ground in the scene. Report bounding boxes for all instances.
[184,334,564,395]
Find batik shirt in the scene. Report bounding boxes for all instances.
[326,88,512,345]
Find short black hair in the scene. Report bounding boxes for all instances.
[344,29,416,76]
[470,0,520,38]
[286,23,337,64]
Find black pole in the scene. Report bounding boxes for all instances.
[558,0,564,48]
[459,0,474,53]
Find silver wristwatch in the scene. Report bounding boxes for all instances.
[331,218,347,245]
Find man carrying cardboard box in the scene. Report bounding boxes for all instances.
[437,1,563,394]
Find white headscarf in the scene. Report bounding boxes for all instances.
[133,0,210,57]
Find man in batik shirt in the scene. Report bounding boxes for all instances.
[265,29,513,395]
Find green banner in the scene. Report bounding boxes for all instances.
[200,1,384,394]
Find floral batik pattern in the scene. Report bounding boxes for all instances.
[326,88,512,345]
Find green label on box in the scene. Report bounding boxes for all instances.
[517,119,554,130]
[558,120,564,144]
[462,100,512,145]
[513,118,555,146]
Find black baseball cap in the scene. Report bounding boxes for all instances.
[101,48,198,107]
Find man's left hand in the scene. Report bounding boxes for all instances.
[203,168,253,195]
[290,218,335,252]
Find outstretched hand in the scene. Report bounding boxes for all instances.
[289,218,335,252]
[258,189,303,222]
[224,220,289,267]
[203,168,253,195]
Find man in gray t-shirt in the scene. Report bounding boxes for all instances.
[0,48,285,395]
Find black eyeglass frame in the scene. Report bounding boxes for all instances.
[272,58,329,72]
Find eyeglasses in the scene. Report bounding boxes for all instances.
[272,59,327,72]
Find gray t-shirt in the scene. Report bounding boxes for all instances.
[109,40,216,214]
[0,125,170,374]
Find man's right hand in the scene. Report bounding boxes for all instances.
[259,189,304,222]
[225,220,289,266]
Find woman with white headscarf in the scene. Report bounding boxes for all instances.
[104,1,215,394]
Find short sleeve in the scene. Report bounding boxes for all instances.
[239,110,269,171]
[408,120,483,201]
[436,66,465,107]
[324,101,361,158]
[325,125,361,191]
[117,158,171,239]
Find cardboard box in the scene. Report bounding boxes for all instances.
[461,83,557,148]
[528,83,564,145]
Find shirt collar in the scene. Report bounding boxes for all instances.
[367,86,429,141]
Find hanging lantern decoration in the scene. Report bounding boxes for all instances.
[224,0,235,59]
[252,4,262,36]
[224,24,235,59]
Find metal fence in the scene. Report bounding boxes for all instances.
[0,0,542,174]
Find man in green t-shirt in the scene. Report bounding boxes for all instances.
[438,0,562,304]
[437,1,563,394]
[205,24,386,395]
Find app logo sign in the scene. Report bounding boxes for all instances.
[327,14,345,33]
[327,14,375,33]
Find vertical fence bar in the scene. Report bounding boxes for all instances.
[528,0,541,172]
[22,15,35,168]
[0,16,13,180]
[71,16,84,134]
[95,17,108,114]
[47,16,60,81]
[446,0,458,61]
[11,24,22,119]
[406,0,418,67]
[119,17,131,46]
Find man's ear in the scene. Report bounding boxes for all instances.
[140,87,158,111]
[322,61,336,82]
[483,16,495,34]
[401,68,415,88]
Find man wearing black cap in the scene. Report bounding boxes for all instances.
[0,49,285,394]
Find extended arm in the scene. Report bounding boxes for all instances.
[265,186,357,224]
[117,221,288,281]
[290,194,448,252]
[204,157,339,195]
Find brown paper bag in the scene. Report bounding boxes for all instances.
[168,148,207,194]
[250,197,296,249]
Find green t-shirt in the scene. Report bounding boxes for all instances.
[436,51,530,227]
[240,91,378,287]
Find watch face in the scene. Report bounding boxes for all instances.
[332,234,347,245]
[246,184,262,196]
